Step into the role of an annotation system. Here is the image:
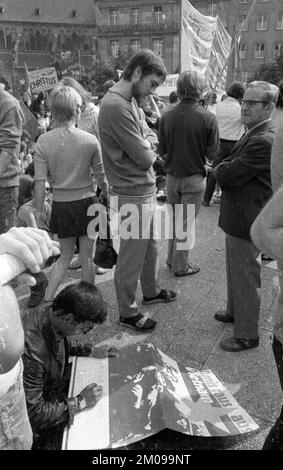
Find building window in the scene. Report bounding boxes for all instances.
[239,43,246,59]
[256,15,268,30]
[0,30,5,48]
[110,39,119,57]
[131,8,140,25]
[238,15,248,31]
[153,6,163,24]
[110,9,119,27]
[254,43,265,59]
[277,14,283,29]
[152,38,164,57]
[273,43,281,58]
[258,0,269,2]
[239,0,250,3]
[130,39,141,52]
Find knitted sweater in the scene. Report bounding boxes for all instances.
[34,126,108,202]
[0,90,24,187]
[98,90,156,196]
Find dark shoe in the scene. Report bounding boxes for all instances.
[174,263,200,277]
[214,310,234,323]
[27,273,48,308]
[119,313,156,332]
[44,254,60,268]
[201,200,211,207]
[220,337,259,352]
[262,416,283,450]
[142,289,177,305]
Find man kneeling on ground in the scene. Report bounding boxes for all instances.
[22,281,117,449]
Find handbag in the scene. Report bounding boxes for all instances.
[93,207,118,269]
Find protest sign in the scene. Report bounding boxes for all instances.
[62,343,258,450]
[28,67,58,94]
[156,74,178,97]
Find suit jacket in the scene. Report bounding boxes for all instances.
[214,120,275,240]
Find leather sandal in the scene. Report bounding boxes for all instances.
[142,289,176,305]
[119,313,156,332]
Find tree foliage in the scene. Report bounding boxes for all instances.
[51,48,135,95]
[250,54,283,85]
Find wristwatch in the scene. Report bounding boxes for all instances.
[77,395,87,411]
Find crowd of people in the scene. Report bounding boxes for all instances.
[0,48,283,450]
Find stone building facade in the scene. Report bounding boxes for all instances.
[0,0,282,92]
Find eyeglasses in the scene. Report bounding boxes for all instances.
[241,100,268,107]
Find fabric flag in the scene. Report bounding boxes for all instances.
[180,0,231,95]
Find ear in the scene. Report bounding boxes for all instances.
[132,67,142,81]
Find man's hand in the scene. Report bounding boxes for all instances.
[0,227,60,274]
[91,345,117,358]
[76,383,103,411]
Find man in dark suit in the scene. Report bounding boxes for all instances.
[213,81,279,352]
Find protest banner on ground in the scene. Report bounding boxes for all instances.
[181,0,231,94]
[28,67,58,94]
[62,343,259,450]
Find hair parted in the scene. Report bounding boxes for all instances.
[226,82,245,100]
[50,85,82,124]
[177,70,205,101]
[52,281,107,324]
[247,81,279,104]
[59,76,91,106]
[122,49,167,82]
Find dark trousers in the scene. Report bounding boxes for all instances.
[262,337,283,449]
[225,234,261,339]
[203,139,236,204]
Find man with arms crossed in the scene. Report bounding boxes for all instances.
[98,50,176,333]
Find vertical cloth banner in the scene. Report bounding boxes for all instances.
[181,0,231,94]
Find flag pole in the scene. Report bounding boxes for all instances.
[211,0,257,94]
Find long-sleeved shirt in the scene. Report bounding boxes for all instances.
[34,126,108,202]
[0,90,23,187]
[98,90,156,196]
[158,99,219,177]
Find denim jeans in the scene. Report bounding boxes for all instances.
[0,361,33,450]
[0,186,19,234]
